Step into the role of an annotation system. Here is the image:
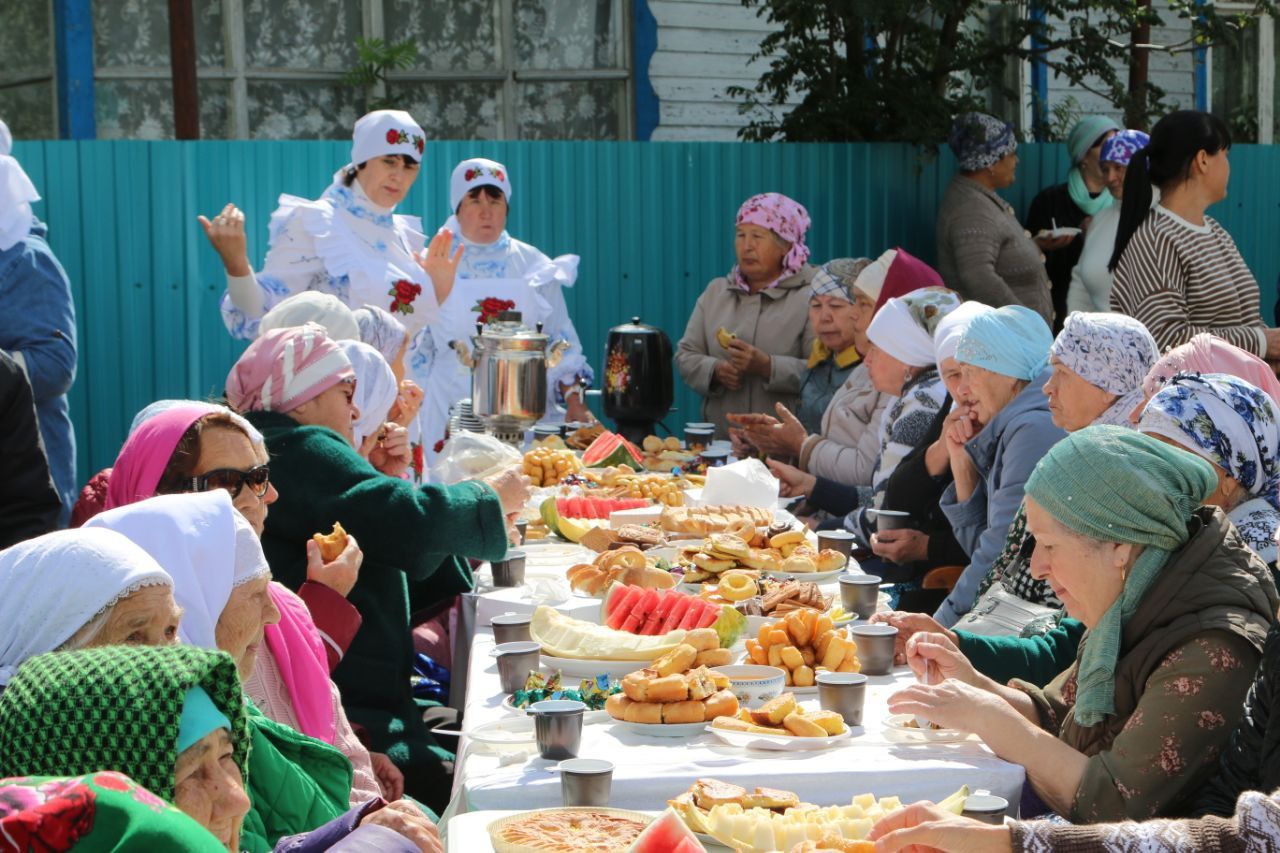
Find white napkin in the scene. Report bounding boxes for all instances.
[522,574,571,605]
[700,458,779,508]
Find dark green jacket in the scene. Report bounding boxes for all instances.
[246,411,507,797]
[958,619,1086,688]
[241,703,354,852]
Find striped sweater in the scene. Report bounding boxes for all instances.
[1111,207,1265,355]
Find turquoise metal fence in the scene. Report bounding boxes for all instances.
[11,139,1280,480]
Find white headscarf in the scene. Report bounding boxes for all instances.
[850,249,896,302]
[449,157,511,213]
[84,492,269,650]
[0,528,172,685]
[129,399,264,446]
[0,119,39,253]
[352,304,408,363]
[337,339,400,447]
[349,109,425,168]
[932,301,994,369]
[258,292,361,341]
[867,289,961,368]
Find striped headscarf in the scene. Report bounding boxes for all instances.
[225,323,354,414]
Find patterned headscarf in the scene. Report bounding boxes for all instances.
[867,288,961,369]
[1050,312,1159,427]
[1142,333,1280,406]
[731,192,811,290]
[352,304,408,364]
[808,257,871,304]
[955,304,1053,380]
[1025,426,1216,726]
[0,644,249,802]
[1139,372,1280,562]
[225,323,355,414]
[1100,130,1151,167]
[948,112,1017,172]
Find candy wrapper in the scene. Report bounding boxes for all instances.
[511,671,619,711]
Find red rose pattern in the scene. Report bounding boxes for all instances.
[385,129,399,144]
[0,780,96,852]
[383,129,425,156]
[472,297,516,324]
[388,278,423,316]
[432,438,446,454]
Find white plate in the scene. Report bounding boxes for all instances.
[466,717,537,755]
[1036,226,1082,239]
[762,567,846,584]
[882,713,970,743]
[522,542,594,568]
[708,725,851,751]
[611,720,708,738]
[539,654,651,679]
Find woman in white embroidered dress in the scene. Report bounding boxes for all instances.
[199,110,461,475]
[413,157,594,469]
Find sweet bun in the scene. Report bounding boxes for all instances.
[702,689,739,721]
[782,712,829,738]
[665,436,683,451]
[651,644,697,678]
[662,700,707,725]
[624,701,663,724]
[781,555,817,574]
[312,522,348,562]
[645,673,691,703]
[683,628,720,653]
[691,553,736,574]
[740,549,782,572]
[606,693,632,718]
[643,435,664,452]
[814,549,846,572]
[622,670,655,702]
[694,648,733,668]
[715,327,738,349]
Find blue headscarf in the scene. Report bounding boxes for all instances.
[1100,130,1151,167]
[948,113,1017,172]
[955,304,1053,380]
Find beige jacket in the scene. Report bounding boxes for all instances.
[798,362,888,483]
[676,267,817,437]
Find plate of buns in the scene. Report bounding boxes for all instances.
[708,693,850,751]
[605,643,740,733]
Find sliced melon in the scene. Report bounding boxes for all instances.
[529,605,686,660]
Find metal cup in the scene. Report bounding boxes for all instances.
[685,424,715,450]
[558,758,613,806]
[493,640,541,693]
[514,520,529,542]
[873,509,913,533]
[815,671,868,727]
[962,792,1009,825]
[530,699,586,761]
[839,573,882,620]
[850,624,898,676]
[491,613,533,645]
[492,550,527,587]
[817,530,857,559]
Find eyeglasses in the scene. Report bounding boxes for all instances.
[188,465,271,499]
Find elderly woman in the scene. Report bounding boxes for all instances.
[1139,373,1280,569]
[792,261,868,433]
[0,645,439,852]
[0,528,179,685]
[767,289,959,536]
[1067,130,1150,313]
[676,192,816,438]
[1111,111,1280,357]
[937,113,1052,322]
[890,427,1277,822]
[1140,331,1280,408]
[416,157,594,468]
[352,304,423,433]
[338,339,405,464]
[1025,115,1120,325]
[934,305,1065,627]
[225,324,521,809]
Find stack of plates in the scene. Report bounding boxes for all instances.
[449,399,487,434]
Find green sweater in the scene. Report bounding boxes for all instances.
[246,411,508,804]
[956,618,1085,687]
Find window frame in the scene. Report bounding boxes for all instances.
[1207,3,1274,144]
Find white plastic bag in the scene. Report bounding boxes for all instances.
[430,431,523,484]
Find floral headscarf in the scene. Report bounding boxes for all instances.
[1139,372,1280,563]
[731,192,810,290]
[1050,312,1159,427]
[1100,130,1151,167]
[948,112,1017,172]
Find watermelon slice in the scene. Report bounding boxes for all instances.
[641,591,673,635]
[582,430,645,468]
[676,604,704,631]
[605,605,628,632]
[660,594,694,634]
[695,602,720,629]
[627,808,705,853]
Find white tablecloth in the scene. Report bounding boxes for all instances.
[444,629,1025,820]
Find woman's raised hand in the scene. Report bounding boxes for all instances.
[390,380,425,426]
[197,203,251,276]
[305,533,363,598]
[483,465,533,517]
[419,228,464,305]
[369,423,412,478]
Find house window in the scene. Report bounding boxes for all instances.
[16,0,629,141]
[1208,6,1275,143]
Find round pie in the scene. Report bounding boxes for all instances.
[489,808,652,852]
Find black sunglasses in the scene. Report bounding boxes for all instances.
[188,465,271,499]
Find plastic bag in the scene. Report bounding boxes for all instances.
[430,431,523,484]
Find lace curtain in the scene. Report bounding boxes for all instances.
[0,2,56,138]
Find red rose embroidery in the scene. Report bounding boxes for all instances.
[472,297,516,324]
[465,169,477,181]
[432,438,445,454]
[388,278,423,316]
[0,781,96,852]
[415,137,425,155]
[414,442,426,476]
[385,129,399,144]
[494,170,505,182]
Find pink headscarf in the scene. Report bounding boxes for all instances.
[265,584,336,744]
[226,323,355,414]
[732,192,811,290]
[1142,333,1280,405]
[103,406,211,511]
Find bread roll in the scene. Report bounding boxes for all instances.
[815,548,846,572]
[694,648,733,668]
[622,670,653,702]
[683,628,719,653]
[312,522,348,562]
[651,644,696,678]
[661,700,706,724]
[702,688,739,721]
[645,673,690,703]
[624,701,663,724]
[605,692,632,720]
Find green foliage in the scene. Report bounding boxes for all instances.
[342,37,419,112]
[728,0,1277,145]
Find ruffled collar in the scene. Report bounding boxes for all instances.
[808,339,861,370]
[442,214,513,257]
[322,170,396,227]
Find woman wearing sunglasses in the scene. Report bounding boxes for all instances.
[92,402,394,810]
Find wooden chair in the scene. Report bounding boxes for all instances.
[921,565,964,591]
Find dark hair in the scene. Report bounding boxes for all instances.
[341,154,419,187]
[154,412,249,495]
[455,184,507,215]
[1108,111,1231,272]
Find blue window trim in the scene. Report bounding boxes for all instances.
[1029,2,1049,140]
[633,0,659,140]
[53,0,96,139]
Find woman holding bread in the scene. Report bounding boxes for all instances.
[675,193,817,438]
[888,427,1277,823]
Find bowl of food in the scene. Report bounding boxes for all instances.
[711,664,787,707]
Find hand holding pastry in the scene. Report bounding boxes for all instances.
[307,525,362,597]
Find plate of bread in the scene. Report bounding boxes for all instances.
[605,641,740,734]
[709,693,850,751]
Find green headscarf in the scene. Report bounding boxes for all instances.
[1066,115,1121,216]
[1023,426,1216,726]
[0,645,249,802]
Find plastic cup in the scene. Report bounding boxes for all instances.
[850,624,897,675]
[493,641,541,693]
[490,613,532,645]
[492,550,527,587]
[873,509,913,532]
[530,700,586,761]
[815,671,868,727]
[962,792,1009,825]
[818,530,857,558]
[559,758,613,806]
[839,573,882,620]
